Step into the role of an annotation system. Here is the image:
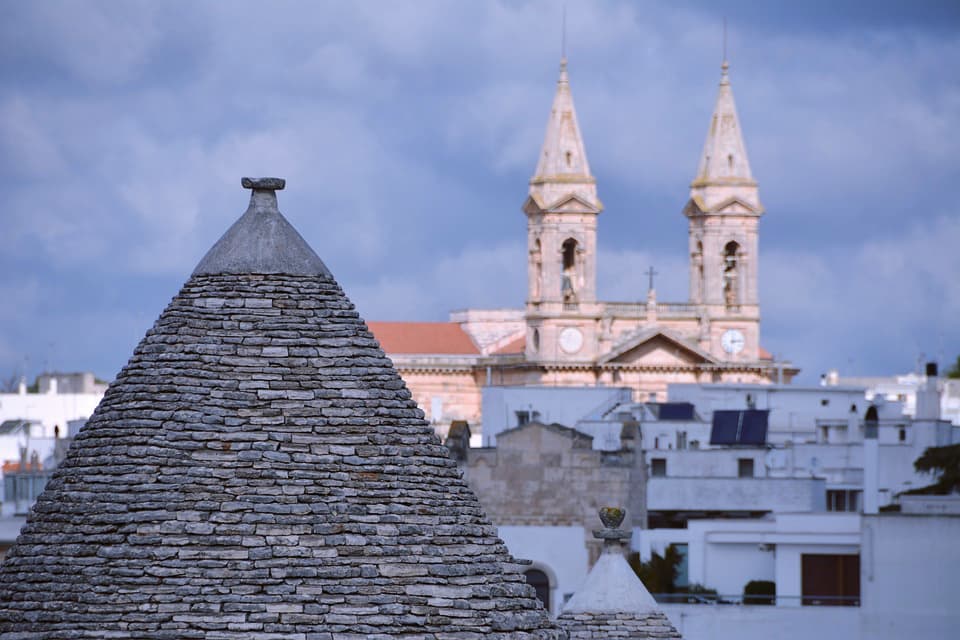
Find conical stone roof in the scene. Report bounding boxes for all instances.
[0,178,564,639]
[557,509,681,639]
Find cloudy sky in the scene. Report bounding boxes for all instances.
[1,0,958,385]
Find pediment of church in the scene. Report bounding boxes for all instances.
[683,195,763,217]
[714,195,764,215]
[600,327,717,366]
[523,193,600,215]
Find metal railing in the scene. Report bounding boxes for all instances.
[651,593,860,607]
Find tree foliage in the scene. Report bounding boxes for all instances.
[948,355,960,379]
[628,544,681,594]
[905,443,960,495]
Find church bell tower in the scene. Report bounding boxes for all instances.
[684,60,763,361]
[523,58,603,363]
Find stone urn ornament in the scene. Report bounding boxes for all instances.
[598,506,625,529]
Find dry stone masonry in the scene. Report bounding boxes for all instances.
[557,509,681,639]
[0,178,565,639]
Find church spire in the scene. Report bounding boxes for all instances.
[528,57,598,210]
[692,59,755,188]
[687,57,762,216]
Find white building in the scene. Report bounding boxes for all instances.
[825,362,960,426]
[461,363,959,639]
[0,377,104,516]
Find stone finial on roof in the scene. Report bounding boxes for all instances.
[558,508,683,638]
[192,177,332,277]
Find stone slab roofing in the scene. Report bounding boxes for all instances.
[0,179,563,639]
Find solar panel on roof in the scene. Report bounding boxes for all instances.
[710,409,769,445]
[657,402,696,421]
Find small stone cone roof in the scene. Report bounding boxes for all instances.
[0,178,563,639]
[557,509,681,639]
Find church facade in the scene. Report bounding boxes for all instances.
[369,58,797,435]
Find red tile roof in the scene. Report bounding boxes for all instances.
[2,461,42,473]
[759,346,773,360]
[367,321,480,355]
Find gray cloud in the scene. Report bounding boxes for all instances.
[0,0,957,383]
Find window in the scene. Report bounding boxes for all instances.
[516,411,530,426]
[723,241,740,307]
[801,554,860,606]
[651,458,667,477]
[898,428,906,442]
[676,431,687,450]
[738,458,754,478]
[673,544,689,588]
[821,398,830,406]
[565,150,572,167]
[827,489,861,513]
[561,238,578,303]
[532,329,540,352]
[524,569,551,612]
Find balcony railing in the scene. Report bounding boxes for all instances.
[652,593,860,607]
[604,302,701,318]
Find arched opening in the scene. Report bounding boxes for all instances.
[727,154,734,171]
[524,569,550,612]
[532,328,540,353]
[565,150,572,167]
[723,241,740,307]
[561,238,578,303]
[695,240,704,300]
[865,405,879,438]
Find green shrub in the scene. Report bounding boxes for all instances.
[743,580,775,605]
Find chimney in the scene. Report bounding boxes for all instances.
[17,377,26,395]
[915,362,941,421]
[863,406,879,515]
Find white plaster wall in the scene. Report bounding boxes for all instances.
[703,542,775,596]
[497,525,589,616]
[860,514,960,639]
[647,448,766,477]
[0,436,57,471]
[662,604,859,640]
[0,392,102,440]
[647,477,824,512]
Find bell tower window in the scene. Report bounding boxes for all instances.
[565,151,572,167]
[723,241,740,308]
[695,240,704,302]
[531,238,542,300]
[562,238,578,304]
